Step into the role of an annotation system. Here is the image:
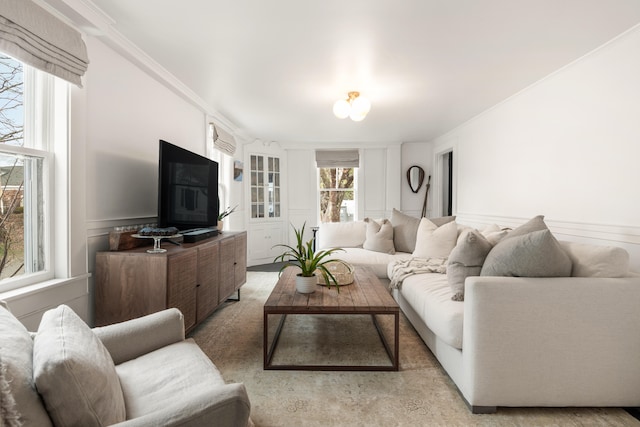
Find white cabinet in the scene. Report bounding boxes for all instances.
[247,152,285,266]
[248,222,284,266]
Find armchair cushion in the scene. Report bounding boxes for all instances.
[115,338,250,424]
[33,305,126,427]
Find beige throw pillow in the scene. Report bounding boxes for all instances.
[503,214,547,240]
[390,209,421,253]
[363,218,396,254]
[412,218,458,259]
[0,303,53,427]
[33,305,126,427]
[447,229,493,301]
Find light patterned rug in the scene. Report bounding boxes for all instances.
[190,271,639,427]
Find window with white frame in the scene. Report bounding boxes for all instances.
[0,54,62,290]
[318,167,357,223]
[316,150,359,223]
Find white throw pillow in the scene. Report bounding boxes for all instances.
[412,218,458,259]
[363,218,396,254]
[480,223,509,245]
[33,305,126,427]
[559,241,630,278]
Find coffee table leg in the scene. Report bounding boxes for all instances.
[264,313,287,369]
[371,313,400,371]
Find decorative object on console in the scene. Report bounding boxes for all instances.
[273,222,348,293]
[406,165,425,193]
[133,227,181,254]
[332,91,371,121]
[217,205,238,231]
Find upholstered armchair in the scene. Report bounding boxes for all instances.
[0,302,251,427]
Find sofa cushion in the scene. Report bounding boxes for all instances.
[33,305,126,427]
[413,219,458,259]
[447,230,493,301]
[481,229,572,277]
[559,241,630,278]
[363,218,395,254]
[317,221,366,249]
[399,273,464,349]
[390,209,421,253]
[329,247,412,279]
[0,303,52,427]
[480,223,509,245]
[115,339,227,418]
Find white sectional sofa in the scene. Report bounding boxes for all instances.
[316,211,640,413]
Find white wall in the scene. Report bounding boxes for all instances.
[432,25,640,269]
[84,37,209,323]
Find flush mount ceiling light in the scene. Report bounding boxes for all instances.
[333,91,371,121]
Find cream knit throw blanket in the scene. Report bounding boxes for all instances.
[389,257,448,289]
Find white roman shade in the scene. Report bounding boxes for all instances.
[211,123,237,156]
[315,150,360,168]
[0,0,89,87]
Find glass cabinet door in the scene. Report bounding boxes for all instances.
[250,154,280,219]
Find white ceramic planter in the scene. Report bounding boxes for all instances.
[295,274,317,294]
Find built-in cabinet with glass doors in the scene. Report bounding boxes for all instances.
[250,155,281,219]
[248,154,283,265]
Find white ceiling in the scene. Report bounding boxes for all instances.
[87,0,640,145]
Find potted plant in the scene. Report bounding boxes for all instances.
[273,222,347,294]
[217,205,237,230]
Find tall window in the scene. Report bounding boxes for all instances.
[0,54,60,290]
[318,167,356,223]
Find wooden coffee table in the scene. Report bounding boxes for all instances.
[263,266,399,371]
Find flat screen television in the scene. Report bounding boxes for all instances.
[157,140,219,231]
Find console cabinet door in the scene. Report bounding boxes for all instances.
[219,237,236,302]
[197,241,220,322]
[166,251,198,331]
[234,232,247,289]
[95,252,167,326]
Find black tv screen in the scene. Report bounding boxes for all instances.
[157,140,219,231]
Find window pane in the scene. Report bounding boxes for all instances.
[0,153,44,279]
[318,167,356,222]
[0,56,24,148]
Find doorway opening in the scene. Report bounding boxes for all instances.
[440,151,453,216]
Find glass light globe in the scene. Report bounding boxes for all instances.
[351,95,371,116]
[349,110,367,121]
[333,99,351,119]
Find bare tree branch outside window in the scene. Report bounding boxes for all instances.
[0,54,25,279]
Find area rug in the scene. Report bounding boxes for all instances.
[190,271,639,427]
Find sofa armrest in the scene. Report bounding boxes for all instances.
[93,308,185,365]
[462,276,640,406]
[109,383,251,427]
